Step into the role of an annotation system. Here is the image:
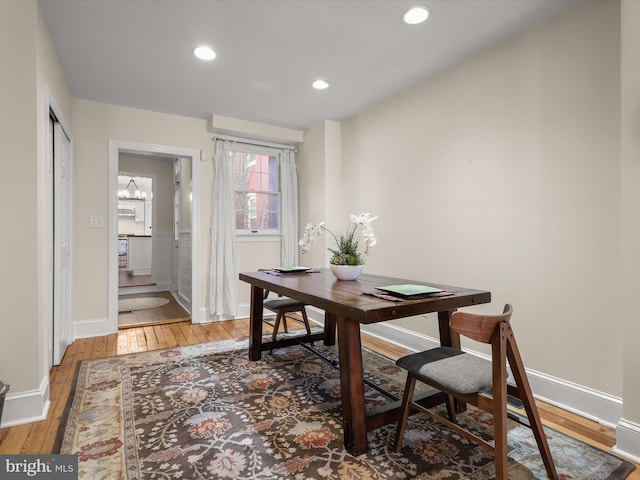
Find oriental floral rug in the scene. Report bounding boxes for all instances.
[59,339,635,480]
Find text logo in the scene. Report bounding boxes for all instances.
[0,455,77,479]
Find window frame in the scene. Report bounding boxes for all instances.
[230,143,282,239]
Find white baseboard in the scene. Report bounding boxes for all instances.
[614,418,640,463]
[173,291,191,315]
[525,369,622,429]
[157,282,173,291]
[235,304,250,322]
[73,316,116,339]
[194,306,210,323]
[198,305,244,324]
[130,268,151,275]
[0,375,50,429]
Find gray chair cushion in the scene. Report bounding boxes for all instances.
[397,347,492,395]
[264,298,305,310]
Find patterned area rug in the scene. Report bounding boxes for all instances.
[60,339,635,480]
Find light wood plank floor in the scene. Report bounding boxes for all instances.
[118,291,190,328]
[0,318,637,479]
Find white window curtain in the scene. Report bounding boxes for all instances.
[209,139,237,319]
[280,149,299,267]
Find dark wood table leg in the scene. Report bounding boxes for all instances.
[337,316,368,456]
[249,285,264,361]
[438,310,460,348]
[324,312,336,346]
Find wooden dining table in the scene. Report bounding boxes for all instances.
[239,268,491,456]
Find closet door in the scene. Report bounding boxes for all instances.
[53,122,72,366]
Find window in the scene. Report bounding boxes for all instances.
[231,146,280,233]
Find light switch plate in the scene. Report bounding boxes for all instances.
[89,215,104,228]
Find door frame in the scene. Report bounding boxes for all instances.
[108,140,201,331]
[44,86,73,369]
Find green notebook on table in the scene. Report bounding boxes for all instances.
[375,284,444,298]
[273,266,311,273]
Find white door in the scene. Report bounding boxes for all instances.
[174,158,192,312]
[53,122,72,365]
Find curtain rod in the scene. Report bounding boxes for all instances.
[211,133,297,151]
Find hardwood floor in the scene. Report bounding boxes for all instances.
[0,318,637,479]
[118,291,190,328]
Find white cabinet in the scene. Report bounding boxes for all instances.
[134,201,145,223]
[118,199,151,236]
[118,201,136,217]
[144,201,153,234]
[127,236,152,275]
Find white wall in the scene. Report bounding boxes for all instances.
[341,0,621,395]
[0,0,40,403]
[617,0,640,460]
[0,0,73,426]
[71,100,213,326]
[299,0,626,425]
[71,100,287,326]
[297,120,342,267]
[236,241,282,306]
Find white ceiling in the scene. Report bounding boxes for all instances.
[39,0,583,132]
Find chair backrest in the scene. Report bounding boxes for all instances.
[449,304,513,344]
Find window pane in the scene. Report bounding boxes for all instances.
[231,148,280,231]
[233,192,278,230]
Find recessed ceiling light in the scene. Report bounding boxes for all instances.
[403,6,430,25]
[193,46,216,61]
[312,79,329,90]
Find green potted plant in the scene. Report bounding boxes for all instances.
[299,213,378,280]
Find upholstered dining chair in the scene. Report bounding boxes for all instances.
[393,304,557,480]
[259,270,312,341]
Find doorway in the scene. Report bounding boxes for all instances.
[117,172,154,284]
[117,155,187,327]
[108,140,202,333]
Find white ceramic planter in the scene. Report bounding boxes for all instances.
[330,264,363,281]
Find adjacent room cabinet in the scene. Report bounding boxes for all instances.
[127,236,152,275]
[118,199,152,236]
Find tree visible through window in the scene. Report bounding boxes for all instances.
[231,148,279,232]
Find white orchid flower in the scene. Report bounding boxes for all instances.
[350,213,378,252]
[350,213,378,226]
[299,221,326,253]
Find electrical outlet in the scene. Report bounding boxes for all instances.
[89,215,104,228]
